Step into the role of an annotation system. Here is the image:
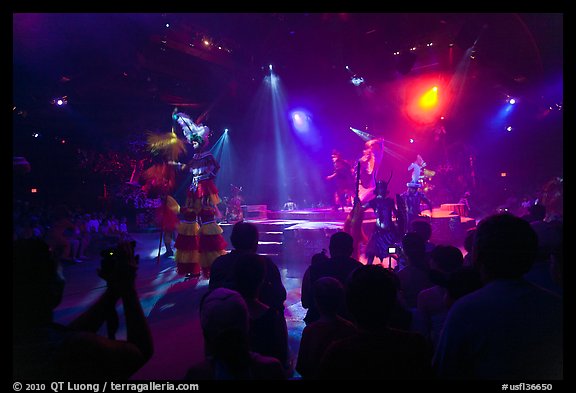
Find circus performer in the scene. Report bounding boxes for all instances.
[169,111,227,278]
[357,138,385,203]
[143,124,186,261]
[361,176,401,265]
[398,182,433,228]
[407,154,426,187]
[326,150,354,211]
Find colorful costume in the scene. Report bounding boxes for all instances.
[357,138,385,203]
[399,183,433,227]
[362,180,400,265]
[170,111,227,278]
[326,150,354,211]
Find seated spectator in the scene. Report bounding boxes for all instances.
[13,238,153,379]
[296,276,356,379]
[414,245,464,348]
[410,218,436,256]
[301,231,363,325]
[232,253,289,373]
[462,227,476,267]
[441,266,483,309]
[396,232,433,309]
[185,288,286,380]
[524,219,563,296]
[433,213,563,379]
[210,221,286,311]
[316,265,433,379]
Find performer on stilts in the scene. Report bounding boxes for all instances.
[169,111,227,279]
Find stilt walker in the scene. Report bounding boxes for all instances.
[168,110,227,279]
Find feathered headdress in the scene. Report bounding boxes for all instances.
[172,111,211,149]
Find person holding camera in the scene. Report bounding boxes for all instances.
[13,238,153,380]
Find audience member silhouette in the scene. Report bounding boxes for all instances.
[524,219,563,296]
[232,253,290,373]
[209,221,286,311]
[410,218,436,260]
[316,265,433,379]
[185,288,285,380]
[413,245,464,347]
[441,266,483,309]
[296,276,356,379]
[462,227,476,267]
[433,213,563,379]
[301,231,362,325]
[396,232,433,309]
[13,238,153,379]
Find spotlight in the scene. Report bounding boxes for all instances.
[409,138,414,144]
[506,126,512,132]
[52,96,68,106]
[269,64,273,71]
[351,75,365,86]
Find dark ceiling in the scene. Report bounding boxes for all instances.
[13,13,562,139]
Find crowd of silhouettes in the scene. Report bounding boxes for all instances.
[14,203,562,380]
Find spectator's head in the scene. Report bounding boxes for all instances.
[345,265,398,331]
[401,232,428,269]
[473,213,538,281]
[440,266,483,307]
[463,228,476,253]
[430,245,464,273]
[13,238,65,326]
[233,253,266,300]
[313,276,346,318]
[230,221,259,252]
[311,249,329,266]
[329,231,354,259]
[200,288,250,358]
[410,219,433,242]
[530,220,562,262]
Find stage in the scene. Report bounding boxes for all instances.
[220,204,475,278]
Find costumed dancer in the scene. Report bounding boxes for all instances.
[399,181,433,228]
[357,138,385,203]
[143,130,186,261]
[407,154,426,186]
[361,174,401,265]
[170,111,227,279]
[326,150,354,211]
[343,138,385,261]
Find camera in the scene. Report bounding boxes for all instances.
[100,240,136,279]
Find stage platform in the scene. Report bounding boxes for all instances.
[221,205,475,279]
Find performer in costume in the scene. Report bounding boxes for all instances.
[343,138,384,261]
[361,176,401,265]
[407,154,426,186]
[168,111,227,278]
[326,150,354,211]
[357,138,385,203]
[399,182,433,228]
[142,132,185,260]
